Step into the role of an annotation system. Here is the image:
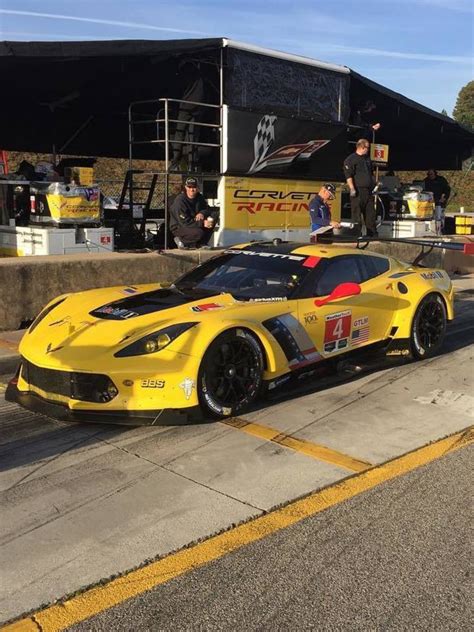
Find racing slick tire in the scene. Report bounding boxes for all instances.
[410,293,447,360]
[198,328,264,418]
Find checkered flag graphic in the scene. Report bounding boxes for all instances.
[248,115,277,173]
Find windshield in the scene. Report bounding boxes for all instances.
[174,249,312,301]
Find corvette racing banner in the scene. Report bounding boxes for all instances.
[222,176,341,230]
[225,108,348,181]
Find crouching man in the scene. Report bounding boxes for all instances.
[169,177,216,249]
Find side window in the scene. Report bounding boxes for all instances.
[358,255,390,282]
[372,256,390,276]
[314,256,363,296]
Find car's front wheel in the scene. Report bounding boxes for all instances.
[198,328,264,417]
[410,293,447,359]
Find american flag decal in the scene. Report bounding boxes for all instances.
[262,313,321,370]
[351,325,370,346]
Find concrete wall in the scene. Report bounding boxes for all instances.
[0,250,218,331]
[366,241,474,276]
[0,241,472,331]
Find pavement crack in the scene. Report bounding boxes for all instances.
[6,427,111,491]
[0,469,159,546]
[31,614,43,631]
[99,437,265,513]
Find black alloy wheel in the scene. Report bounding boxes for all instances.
[199,329,264,417]
[411,293,447,359]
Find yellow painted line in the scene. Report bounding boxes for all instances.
[0,382,7,391]
[221,417,372,472]
[3,427,472,632]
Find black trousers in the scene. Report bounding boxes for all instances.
[350,188,377,236]
[173,225,212,248]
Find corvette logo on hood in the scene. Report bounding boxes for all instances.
[94,306,139,320]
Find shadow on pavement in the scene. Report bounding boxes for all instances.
[0,414,130,473]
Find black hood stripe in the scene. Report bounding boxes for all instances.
[90,288,205,320]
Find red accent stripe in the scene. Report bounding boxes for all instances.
[303,256,321,268]
[198,303,220,310]
[463,243,474,255]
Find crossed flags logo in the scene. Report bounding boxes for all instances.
[248,114,329,174]
[248,115,277,173]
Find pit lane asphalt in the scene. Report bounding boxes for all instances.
[67,444,472,632]
[0,279,473,625]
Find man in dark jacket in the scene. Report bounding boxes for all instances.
[169,177,215,248]
[343,139,376,237]
[423,170,451,207]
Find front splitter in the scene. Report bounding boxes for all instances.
[5,381,203,426]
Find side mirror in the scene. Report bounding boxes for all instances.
[314,282,361,307]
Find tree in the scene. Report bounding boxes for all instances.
[441,108,448,116]
[453,81,474,130]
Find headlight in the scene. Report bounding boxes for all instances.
[114,323,198,358]
[29,297,67,333]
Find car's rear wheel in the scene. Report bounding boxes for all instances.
[410,293,447,359]
[198,328,264,417]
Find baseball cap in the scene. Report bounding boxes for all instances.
[185,177,198,188]
[323,183,336,199]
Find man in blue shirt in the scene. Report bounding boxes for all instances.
[309,183,340,237]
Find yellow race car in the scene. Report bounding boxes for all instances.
[6,239,469,424]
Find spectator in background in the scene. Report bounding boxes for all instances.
[423,170,451,207]
[424,170,451,235]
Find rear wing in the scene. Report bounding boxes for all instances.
[317,235,474,266]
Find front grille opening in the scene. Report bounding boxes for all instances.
[22,359,118,403]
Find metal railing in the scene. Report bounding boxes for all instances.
[128,97,222,171]
[125,97,223,249]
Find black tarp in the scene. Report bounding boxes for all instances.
[0,38,472,170]
[0,39,222,157]
[349,71,473,170]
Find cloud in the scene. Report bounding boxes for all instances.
[2,30,119,40]
[394,0,472,11]
[0,9,211,36]
[326,44,472,64]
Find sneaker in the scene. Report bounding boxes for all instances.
[173,236,186,249]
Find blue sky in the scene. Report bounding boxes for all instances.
[0,0,472,115]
